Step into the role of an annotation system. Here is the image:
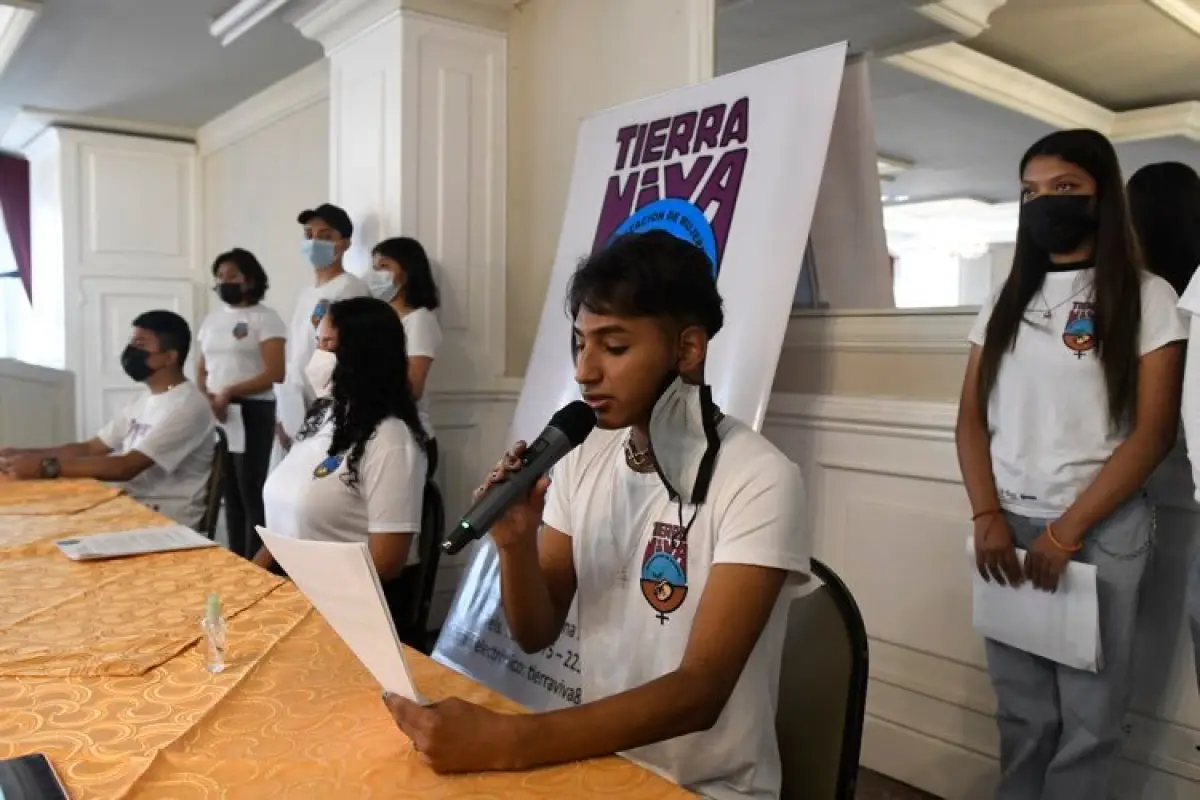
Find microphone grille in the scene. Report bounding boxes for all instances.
[550,400,598,445]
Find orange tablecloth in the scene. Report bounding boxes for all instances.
[0,480,692,798]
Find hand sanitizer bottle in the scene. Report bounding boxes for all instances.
[201,592,226,674]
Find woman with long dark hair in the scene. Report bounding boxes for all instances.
[254,297,429,582]
[196,248,286,558]
[956,129,1185,800]
[368,237,442,476]
[1127,161,1200,296]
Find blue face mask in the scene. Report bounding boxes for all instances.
[302,239,337,269]
[367,269,399,302]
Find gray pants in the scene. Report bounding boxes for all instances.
[986,494,1153,800]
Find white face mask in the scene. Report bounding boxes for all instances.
[305,348,337,398]
[368,269,399,302]
[647,375,722,505]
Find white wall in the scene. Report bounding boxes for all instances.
[197,58,330,325]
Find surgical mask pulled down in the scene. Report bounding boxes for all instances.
[647,375,722,507]
[305,349,337,399]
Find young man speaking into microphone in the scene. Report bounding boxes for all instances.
[384,231,809,799]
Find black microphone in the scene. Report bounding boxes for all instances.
[441,400,597,555]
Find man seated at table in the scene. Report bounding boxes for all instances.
[384,231,808,799]
[0,310,216,528]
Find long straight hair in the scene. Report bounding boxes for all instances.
[977,129,1142,427]
[1127,162,1200,296]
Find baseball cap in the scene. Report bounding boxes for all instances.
[297,203,353,239]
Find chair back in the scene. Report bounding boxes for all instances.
[385,479,445,652]
[197,427,228,537]
[776,558,869,800]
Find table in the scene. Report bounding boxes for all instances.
[0,480,692,799]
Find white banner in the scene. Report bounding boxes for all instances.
[432,44,848,710]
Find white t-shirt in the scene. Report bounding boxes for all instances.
[276,272,370,437]
[968,269,1186,517]
[197,303,287,400]
[400,307,442,440]
[542,417,808,800]
[1175,267,1200,502]
[96,381,216,528]
[262,413,427,565]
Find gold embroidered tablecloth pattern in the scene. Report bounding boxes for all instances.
[0,480,122,515]
[0,480,694,798]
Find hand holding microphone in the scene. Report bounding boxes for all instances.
[441,401,596,555]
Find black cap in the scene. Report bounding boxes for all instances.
[297,203,353,239]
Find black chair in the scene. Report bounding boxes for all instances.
[384,480,446,653]
[775,558,870,800]
[197,427,228,537]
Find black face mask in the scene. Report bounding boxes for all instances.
[217,282,245,305]
[1020,194,1097,255]
[121,345,154,383]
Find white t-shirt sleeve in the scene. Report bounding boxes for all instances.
[132,394,215,474]
[259,307,288,342]
[96,400,134,449]
[404,310,443,359]
[712,455,809,577]
[1183,314,1200,503]
[541,452,577,536]
[1178,268,1200,316]
[360,421,426,534]
[1139,274,1188,355]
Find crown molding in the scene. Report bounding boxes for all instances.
[913,0,1009,38]
[0,1,40,83]
[1145,0,1200,37]
[197,58,329,155]
[289,0,513,50]
[878,154,913,178]
[884,42,1200,144]
[0,107,195,154]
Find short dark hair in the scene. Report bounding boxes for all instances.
[211,247,269,304]
[1127,162,1200,296]
[297,203,353,238]
[567,230,724,338]
[132,310,192,366]
[372,237,441,310]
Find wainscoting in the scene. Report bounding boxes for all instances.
[0,359,75,449]
[429,385,1200,799]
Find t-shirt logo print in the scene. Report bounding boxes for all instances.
[640,521,689,625]
[312,454,343,479]
[232,322,249,340]
[1063,301,1095,359]
[310,299,331,330]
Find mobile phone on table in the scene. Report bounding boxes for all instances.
[0,753,70,799]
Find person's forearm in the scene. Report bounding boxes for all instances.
[499,538,564,653]
[1059,429,1175,543]
[956,413,1001,515]
[36,442,98,460]
[222,372,277,399]
[58,455,141,482]
[507,666,722,771]
[252,546,275,570]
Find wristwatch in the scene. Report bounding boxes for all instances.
[39,457,61,480]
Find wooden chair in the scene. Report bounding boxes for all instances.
[776,558,870,800]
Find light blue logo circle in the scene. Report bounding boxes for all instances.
[611,198,718,276]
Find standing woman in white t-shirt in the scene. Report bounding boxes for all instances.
[368,237,443,478]
[196,248,287,558]
[956,129,1186,800]
[255,297,429,585]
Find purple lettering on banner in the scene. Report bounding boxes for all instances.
[641,117,671,164]
[590,96,751,272]
[613,125,639,170]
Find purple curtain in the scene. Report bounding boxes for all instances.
[0,154,31,299]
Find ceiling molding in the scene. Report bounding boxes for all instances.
[0,108,195,154]
[211,0,298,47]
[878,154,914,178]
[0,1,40,81]
[1145,0,1200,37]
[913,0,1009,38]
[884,42,1200,144]
[197,58,328,155]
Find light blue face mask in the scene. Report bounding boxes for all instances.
[302,239,337,269]
[367,269,399,302]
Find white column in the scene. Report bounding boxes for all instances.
[291,0,509,390]
[23,127,200,437]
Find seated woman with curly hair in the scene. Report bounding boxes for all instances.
[254,296,429,582]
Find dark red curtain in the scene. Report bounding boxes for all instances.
[0,154,30,299]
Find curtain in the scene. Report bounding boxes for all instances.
[0,154,31,299]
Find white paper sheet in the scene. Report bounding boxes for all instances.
[220,404,245,454]
[257,527,422,702]
[55,525,218,561]
[966,536,1101,672]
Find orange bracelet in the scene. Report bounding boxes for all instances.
[972,508,1001,521]
[1046,522,1082,553]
